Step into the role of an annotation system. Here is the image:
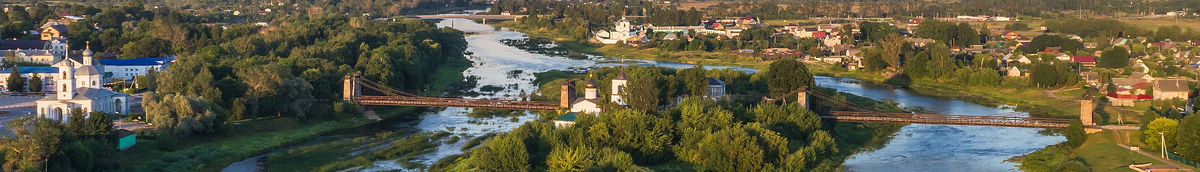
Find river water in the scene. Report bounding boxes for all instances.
[362,13,1063,171]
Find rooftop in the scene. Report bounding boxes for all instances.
[0,66,59,74]
[97,57,174,66]
[555,112,578,121]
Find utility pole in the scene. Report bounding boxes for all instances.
[1160,131,1167,158]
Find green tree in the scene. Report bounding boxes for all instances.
[1064,120,1087,148]
[6,67,22,92]
[135,68,156,91]
[1099,47,1130,68]
[955,22,980,47]
[926,44,956,78]
[1175,115,1200,160]
[27,73,40,92]
[861,48,888,71]
[1143,118,1179,151]
[470,134,529,171]
[1,117,64,171]
[904,51,931,78]
[620,66,666,112]
[680,65,708,97]
[879,33,907,68]
[119,37,173,59]
[142,93,218,138]
[8,5,29,23]
[764,59,814,96]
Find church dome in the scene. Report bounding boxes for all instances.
[76,65,99,76]
[82,48,93,57]
[584,78,598,88]
[614,71,627,80]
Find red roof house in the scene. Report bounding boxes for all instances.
[1072,55,1096,66]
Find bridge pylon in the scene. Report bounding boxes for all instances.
[343,74,362,101]
[798,86,809,109]
[1081,91,1094,126]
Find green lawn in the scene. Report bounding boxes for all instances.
[113,117,382,171]
[1075,130,1175,172]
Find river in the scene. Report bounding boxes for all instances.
[358,12,1059,171]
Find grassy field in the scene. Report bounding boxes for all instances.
[1075,130,1174,172]
[113,116,392,171]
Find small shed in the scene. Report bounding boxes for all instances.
[117,129,136,151]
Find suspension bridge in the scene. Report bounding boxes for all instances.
[804,88,1074,129]
[342,75,558,111]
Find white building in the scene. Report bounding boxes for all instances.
[706,77,726,100]
[595,17,647,44]
[569,78,602,114]
[610,70,627,105]
[36,47,130,121]
[98,56,173,81]
[0,39,69,65]
[0,66,59,92]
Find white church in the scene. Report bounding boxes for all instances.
[35,45,130,121]
[554,71,630,128]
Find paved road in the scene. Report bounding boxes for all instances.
[0,106,36,136]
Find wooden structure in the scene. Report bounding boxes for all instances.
[343,75,557,111]
[808,90,1072,129]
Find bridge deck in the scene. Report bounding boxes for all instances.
[354,96,557,111]
[824,111,1071,129]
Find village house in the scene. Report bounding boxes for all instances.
[40,25,68,41]
[1153,79,1189,100]
[1005,67,1023,77]
[1072,55,1097,66]
[1081,72,1100,86]
[706,77,726,100]
[1000,31,1020,40]
[905,38,935,47]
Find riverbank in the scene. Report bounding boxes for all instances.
[490,21,771,69]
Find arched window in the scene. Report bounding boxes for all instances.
[61,84,66,92]
[92,81,96,86]
[61,72,66,78]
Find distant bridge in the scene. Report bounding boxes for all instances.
[406,14,529,19]
[805,89,1072,129]
[343,75,558,111]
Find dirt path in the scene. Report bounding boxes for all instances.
[1043,87,1078,100]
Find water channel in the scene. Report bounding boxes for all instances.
[365,12,1061,171]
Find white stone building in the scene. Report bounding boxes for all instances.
[35,47,130,121]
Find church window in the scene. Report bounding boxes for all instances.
[61,84,66,92]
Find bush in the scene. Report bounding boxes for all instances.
[1064,120,1086,148]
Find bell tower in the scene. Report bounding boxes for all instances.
[611,70,627,105]
[57,62,75,100]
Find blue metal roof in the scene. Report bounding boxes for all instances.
[555,112,578,121]
[0,66,59,74]
[97,56,174,66]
